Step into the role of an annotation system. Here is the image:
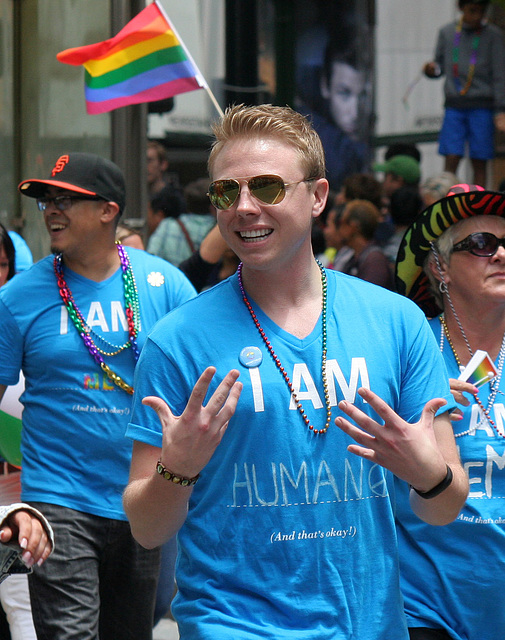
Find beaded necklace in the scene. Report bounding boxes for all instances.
[452,17,482,96]
[439,315,505,438]
[237,260,332,435]
[54,241,140,395]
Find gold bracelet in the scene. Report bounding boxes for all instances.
[156,460,200,487]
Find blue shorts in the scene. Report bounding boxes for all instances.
[439,107,495,160]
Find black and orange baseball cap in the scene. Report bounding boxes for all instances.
[18,152,126,212]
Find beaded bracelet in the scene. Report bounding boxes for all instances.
[411,465,453,499]
[156,460,200,487]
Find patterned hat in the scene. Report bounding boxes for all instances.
[395,184,505,317]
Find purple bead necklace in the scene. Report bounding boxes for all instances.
[54,241,140,395]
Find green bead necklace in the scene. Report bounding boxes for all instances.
[54,241,140,395]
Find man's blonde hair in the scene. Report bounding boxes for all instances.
[208,104,326,181]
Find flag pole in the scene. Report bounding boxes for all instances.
[155,1,224,118]
[204,85,225,119]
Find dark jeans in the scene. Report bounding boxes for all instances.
[28,503,161,640]
[409,628,453,640]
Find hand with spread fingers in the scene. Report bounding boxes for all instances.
[142,367,243,480]
[335,386,468,526]
[336,387,449,491]
[124,367,243,549]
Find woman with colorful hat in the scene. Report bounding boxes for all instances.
[395,184,505,640]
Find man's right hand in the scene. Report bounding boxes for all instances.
[423,62,440,78]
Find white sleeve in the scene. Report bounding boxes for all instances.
[0,503,54,552]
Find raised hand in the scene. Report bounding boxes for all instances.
[335,387,448,492]
[142,367,242,479]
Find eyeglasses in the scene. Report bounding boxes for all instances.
[452,232,505,257]
[207,174,313,210]
[36,195,103,212]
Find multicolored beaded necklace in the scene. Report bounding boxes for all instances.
[439,315,505,439]
[237,260,332,435]
[54,241,140,395]
[452,17,482,96]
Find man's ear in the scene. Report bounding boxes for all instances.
[311,178,330,220]
[100,201,121,223]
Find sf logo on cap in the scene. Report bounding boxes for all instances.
[51,155,70,177]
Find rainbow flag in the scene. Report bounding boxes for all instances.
[458,349,498,388]
[57,1,206,115]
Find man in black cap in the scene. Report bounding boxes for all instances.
[0,153,196,639]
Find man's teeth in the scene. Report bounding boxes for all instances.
[50,224,65,231]
[239,229,272,241]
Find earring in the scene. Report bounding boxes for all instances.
[439,281,448,294]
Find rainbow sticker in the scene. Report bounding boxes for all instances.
[458,350,498,387]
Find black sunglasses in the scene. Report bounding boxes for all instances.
[36,195,104,212]
[452,232,505,257]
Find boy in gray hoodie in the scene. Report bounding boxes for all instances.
[424,0,505,186]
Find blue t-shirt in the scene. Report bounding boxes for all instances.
[396,316,505,640]
[0,248,196,520]
[127,270,454,640]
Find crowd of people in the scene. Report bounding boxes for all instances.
[2,2,505,637]
[3,109,505,640]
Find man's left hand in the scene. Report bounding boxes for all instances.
[335,387,448,492]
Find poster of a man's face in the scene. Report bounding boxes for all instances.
[320,61,367,141]
[294,1,374,191]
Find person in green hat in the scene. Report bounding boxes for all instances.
[373,154,421,202]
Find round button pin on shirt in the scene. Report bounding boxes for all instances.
[239,346,263,368]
